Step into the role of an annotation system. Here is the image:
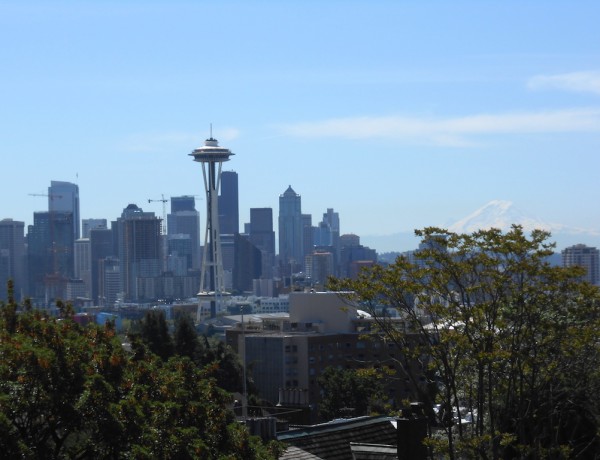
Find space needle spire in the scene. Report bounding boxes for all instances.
[190,131,234,318]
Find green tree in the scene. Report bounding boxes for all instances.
[0,305,125,458]
[317,367,385,421]
[138,309,174,360]
[0,293,281,459]
[174,313,204,362]
[201,336,246,394]
[330,226,600,459]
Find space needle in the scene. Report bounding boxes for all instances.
[190,130,234,319]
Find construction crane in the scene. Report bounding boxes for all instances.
[148,194,168,235]
[28,192,63,201]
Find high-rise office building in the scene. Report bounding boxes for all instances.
[0,219,26,301]
[301,214,313,262]
[562,244,600,285]
[49,180,80,240]
[322,208,340,235]
[340,233,360,248]
[305,251,335,287]
[90,227,114,304]
[233,233,262,293]
[99,257,120,307]
[219,171,239,235]
[167,196,201,271]
[279,186,303,272]
[27,211,74,304]
[313,208,340,276]
[82,218,107,238]
[74,238,91,298]
[115,204,162,302]
[171,195,196,213]
[249,208,275,279]
[167,234,193,275]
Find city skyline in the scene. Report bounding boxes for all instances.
[2,2,600,253]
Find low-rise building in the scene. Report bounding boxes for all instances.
[225,291,427,423]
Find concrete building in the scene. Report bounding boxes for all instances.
[226,291,426,422]
[562,243,600,285]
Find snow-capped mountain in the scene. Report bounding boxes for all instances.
[447,200,600,248]
[448,200,553,233]
[363,201,600,254]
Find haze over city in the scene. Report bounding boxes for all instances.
[2,1,600,252]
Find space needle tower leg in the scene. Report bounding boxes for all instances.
[190,133,234,320]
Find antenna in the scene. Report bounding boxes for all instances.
[210,123,213,139]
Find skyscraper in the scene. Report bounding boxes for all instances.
[49,180,80,240]
[90,227,114,304]
[315,208,340,276]
[27,211,74,304]
[0,219,26,301]
[323,208,340,236]
[219,171,239,235]
[249,207,275,279]
[562,244,600,285]
[167,196,201,271]
[82,218,107,238]
[115,204,162,302]
[171,195,196,213]
[278,186,303,272]
[74,238,91,298]
[233,233,262,293]
[301,213,313,262]
[190,135,234,318]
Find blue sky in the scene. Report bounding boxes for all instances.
[2,1,600,252]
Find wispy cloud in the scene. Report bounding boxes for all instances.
[528,71,600,95]
[120,128,240,153]
[277,109,600,146]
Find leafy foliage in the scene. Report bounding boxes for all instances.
[317,367,385,420]
[0,294,280,459]
[330,226,600,459]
